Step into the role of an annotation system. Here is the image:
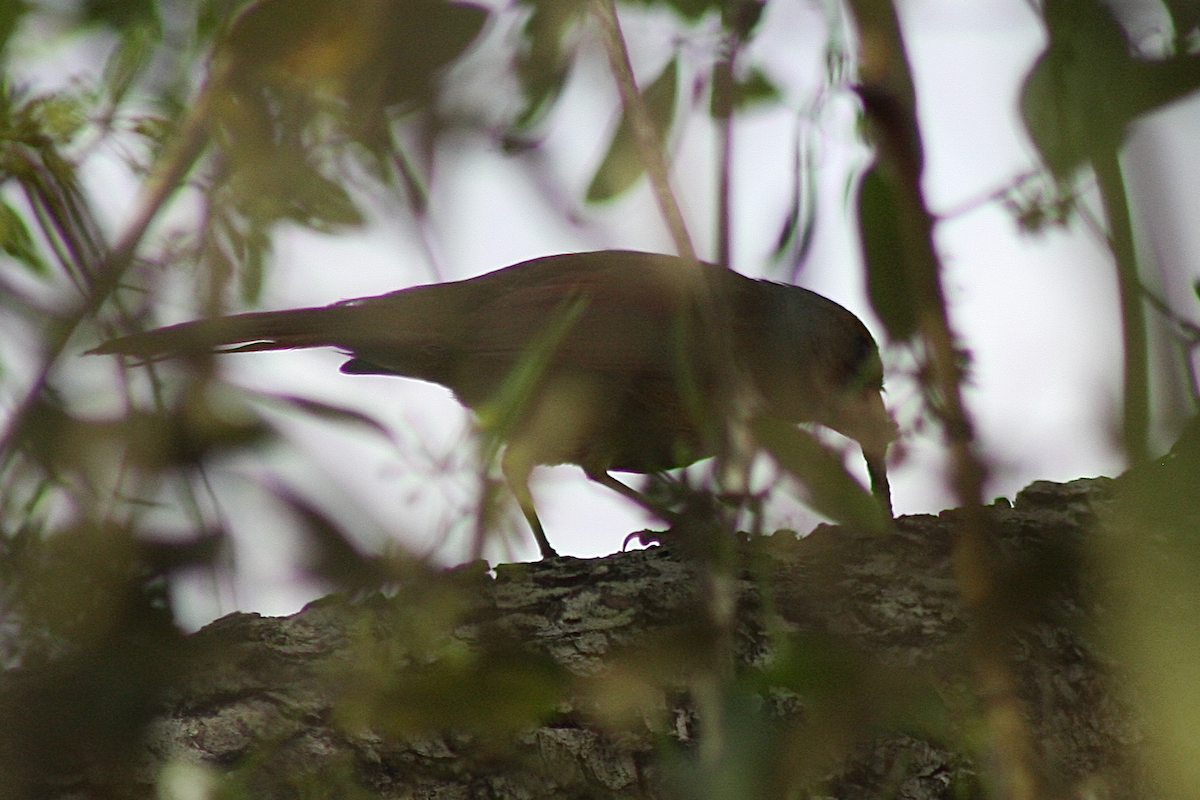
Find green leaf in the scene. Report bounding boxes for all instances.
[102,22,160,107]
[626,0,722,20]
[254,392,395,443]
[1021,0,1200,183]
[0,0,28,57]
[752,417,886,533]
[82,0,159,29]
[586,57,678,203]
[512,0,586,130]
[858,165,917,342]
[732,67,779,109]
[27,93,88,144]
[237,223,268,304]
[476,292,591,447]
[0,200,48,275]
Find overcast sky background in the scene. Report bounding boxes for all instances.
[12,0,1200,629]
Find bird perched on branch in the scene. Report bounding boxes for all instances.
[91,250,896,558]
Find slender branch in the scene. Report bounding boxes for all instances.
[849,1,1047,797]
[0,68,218,464]
[713,55,736,269]
[588,0,695,262]
[1093,150,1150,464]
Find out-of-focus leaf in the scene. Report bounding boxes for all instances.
[1097,413,1200,793]
[1021,0,1200,183]
[0,201,48,275]
[587,57,678,203]
[0,0,28,57]
[25,93,88,144]
[17,393,273,481]
[858,165,917,342]
[236,222,268,304]
[749,630,952,738]
[732,67,779,109]
[255,392,395,443]
[626,0,722,21]
[711,65,780,119]
[723,0,767,40]
[337,636,570,739]
[752,417,886,533]
[512,0,586,130]
[82,0,159,29]
[102,22,160,107]
[1164,0,1200,37]
[475,292,590,443]
[223,0,487,112]
[273,488,397,590]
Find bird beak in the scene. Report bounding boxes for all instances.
[827,387,897,518]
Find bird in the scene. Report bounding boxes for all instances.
[90,250,897,558]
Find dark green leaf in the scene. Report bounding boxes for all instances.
[27,94,88,144]
[0,201,48,275]
[342,638,570,739]
[732,67,779,109]
[1021,0,1200,183]
[82,0,158,29]
[512,0,587,130]
[257,392,395,443]
[1164,0,1200,37]
[858,166,917,342]
[102,22,160,106]
[476,292,591,446]
[0,0,28,58]
[626,0,721,20]
[753,417,886,533]
[586,57,678,203]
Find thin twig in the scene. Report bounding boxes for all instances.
[849,0,1047,797]
[1094,149,1150,463]
[588,0,695,262]
[0,65,218,463]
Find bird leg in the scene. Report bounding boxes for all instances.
[500,451,559,560]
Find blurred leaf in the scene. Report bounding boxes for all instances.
[273,488,397,591]
[752,417,886,533]
[1164,0,1200,37]
[0,200,48,275]
[587,57,678,203]
[256,392,395,442]
[731,67,779,110]
[749,631,952,747]
[1099,413,1200,794]
[476,292,590,443]
[723,0,767,40]
[858,165,917,342]
[24,93,88,144]
[82,0,159,29]
[660,687,784,800]
[1021,0,1200,183]
[101,21,161,107]
[17,393,272,481]
[0,0,28,57]
[223,0,487,112]
[338,637,570,739]
[512,0,586,130]
[626,0,722,21]
[236,221,268,303]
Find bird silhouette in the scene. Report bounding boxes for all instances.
[91,250,896,558]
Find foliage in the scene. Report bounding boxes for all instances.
[0,0,1197,798]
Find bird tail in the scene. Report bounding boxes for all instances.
[87,306,350,360]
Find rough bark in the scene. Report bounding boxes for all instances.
[116,476,1153,799]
